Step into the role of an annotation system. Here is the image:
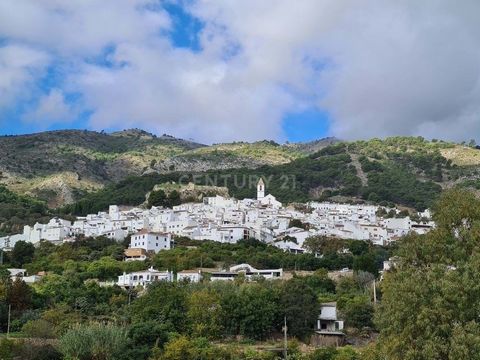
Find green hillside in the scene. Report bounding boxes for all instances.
[63,136,480,216]
[0,130,324,206]
[0,186,51,236]
[3,133,480,222]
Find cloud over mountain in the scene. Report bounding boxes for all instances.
[0,0,479,142]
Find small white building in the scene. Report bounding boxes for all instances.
[211,263,283,281]
[102,228,127,242]
[130,230,172,253]
[316,302,344,333]
[273,240,305,254]
[259,194,282,209]
[312,302,345,347]
[7,269,43,284]
[0,234,26,251]
[117,267,173,288]
[177,270,202,283]
[7,268,27,277]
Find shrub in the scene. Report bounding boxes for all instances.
[59,323,127,360]
[22,319,56,339]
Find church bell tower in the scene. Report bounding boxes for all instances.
[257,178,265,200]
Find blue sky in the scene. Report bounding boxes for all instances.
[0,1,478,143]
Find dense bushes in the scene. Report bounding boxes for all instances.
[0,186,50,236]
[59,323,128,360]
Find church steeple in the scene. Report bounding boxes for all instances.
[257,178,265,200]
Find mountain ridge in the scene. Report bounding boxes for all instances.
[0,129,339,206]
[2,130,480,212]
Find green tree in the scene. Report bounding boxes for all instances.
[22,319,56,339]
[237,284,279,340]
[8,278,32,311]
[303,236,344,255]
[280,278,318,339]
[130,282,188,333]
[187,289,223,339]
[342,297,374,329]
[220,283,279,340]
[376,189,480,360]
[148,190,167,208]
[352,253,379,276]
[11,241,35,267]
[167,190,181,207]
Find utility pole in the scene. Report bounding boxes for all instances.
[283,316,288,359]
[7,305,11,339]
[373,279,377,304]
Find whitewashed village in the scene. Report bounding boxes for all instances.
[1,180,432,288]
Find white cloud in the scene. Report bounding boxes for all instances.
[0,0,479,142]
[0,0,171,56]
[22,89,77,127]
[0,44,49,107]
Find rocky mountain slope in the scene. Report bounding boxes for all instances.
[2,130,480,213]
[0,129,336,207]
[65,136,480,216]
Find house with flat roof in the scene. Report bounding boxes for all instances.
[311,302,345,347]
[177,270,202,283]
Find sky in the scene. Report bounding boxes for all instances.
[0,0,479,144]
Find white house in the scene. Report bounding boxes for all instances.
[117,267,173,288]
[129,230,172,253]
[312,302,346,347]
[7,268,27,277]
[102,228,127,242]
[177,270,202,283]
[273,240,305,254]
[22,218,72,244]
[211,263,283,281]
[6,269,43,284]
[316,302,344,332]
[259,194,282,209]
[0,234,26,251]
